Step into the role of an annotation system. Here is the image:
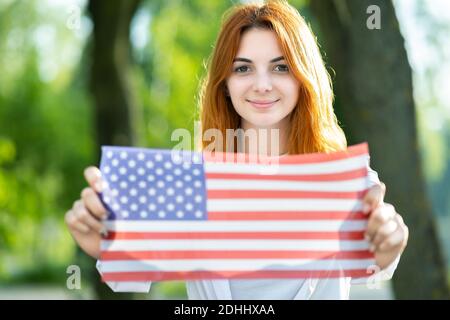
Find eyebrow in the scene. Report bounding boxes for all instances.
[232,56,285,63]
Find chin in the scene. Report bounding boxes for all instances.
[244,117,283,129]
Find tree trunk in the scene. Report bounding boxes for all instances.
[86,0,141,299]
[310,0,449,299]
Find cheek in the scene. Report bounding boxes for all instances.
[228,78,245,92]
[281,79,300,104]
[227,78,250,103]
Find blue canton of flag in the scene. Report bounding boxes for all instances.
[99,147,207,221]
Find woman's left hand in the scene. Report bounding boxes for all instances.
[362,182,409,270]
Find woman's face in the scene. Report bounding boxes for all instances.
[226,28,300,130]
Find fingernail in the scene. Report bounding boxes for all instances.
[364,234,370,242]
[100,228,108,237]
[369,244,376,252]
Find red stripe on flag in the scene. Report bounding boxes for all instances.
[103,230,366,240]
[205,168,368,181]
[100,250,373,260]
[207,211,368,220]
[207,190,368,199]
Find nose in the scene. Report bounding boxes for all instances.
[252,72,272,93]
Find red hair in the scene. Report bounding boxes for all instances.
[198,0,346,154]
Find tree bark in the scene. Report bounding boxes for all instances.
[89,0,141,148]
[86,0,141,299]
[310,0,449,299]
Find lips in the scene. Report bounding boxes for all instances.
[247,99,280,109]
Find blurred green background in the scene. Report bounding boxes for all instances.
[0,0,449,299]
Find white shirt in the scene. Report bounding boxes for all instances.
[96,158,402,299]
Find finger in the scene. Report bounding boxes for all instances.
[370,218,399,251]
[395,213,408,231]
[402,223,409,248]
[378,227,406,252]
[366,203,396,240]
[81,187,108,220]
[72,221,92,234]
[390,214,409,249]
[362,182,386,214]
[65,209,90,234]
[73,201,105,234]
[84,166,104,193]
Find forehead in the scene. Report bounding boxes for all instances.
[235,28,283,59]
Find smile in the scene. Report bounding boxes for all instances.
[246,99,280,109]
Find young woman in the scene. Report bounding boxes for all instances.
[65,0,408,299]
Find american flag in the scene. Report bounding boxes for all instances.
[98,142,376,282]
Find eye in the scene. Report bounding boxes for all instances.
[234,65,250,73]
[274,64,289,72]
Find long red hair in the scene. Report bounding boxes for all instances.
[198,0,346,154]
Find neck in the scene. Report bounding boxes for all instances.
[239,117,290,156]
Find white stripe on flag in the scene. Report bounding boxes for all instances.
[98,258,376,272]
[206,199,363,212]
[205,178,369,191]
[101,239,370,251]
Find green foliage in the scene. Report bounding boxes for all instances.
[149,281,186,299]
[134,0,234,150]
[0,0,93,282]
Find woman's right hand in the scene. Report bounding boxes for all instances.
[65,166,108,259]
